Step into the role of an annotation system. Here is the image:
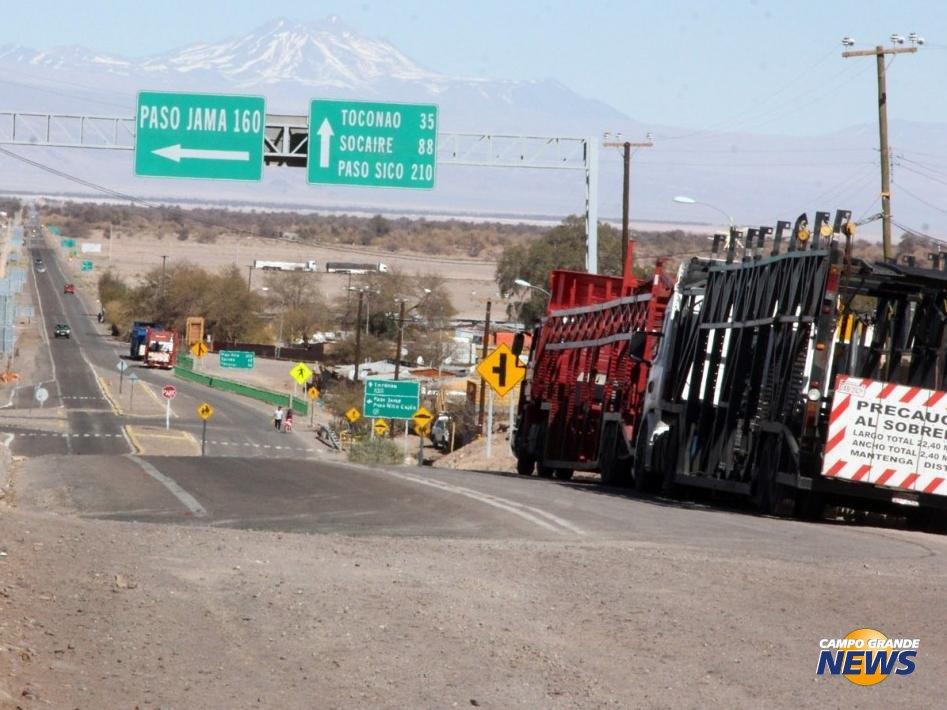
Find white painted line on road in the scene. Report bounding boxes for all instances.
[128,455,207,518]
[386,470,587,537]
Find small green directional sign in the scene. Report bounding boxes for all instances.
[363,378,420,419]
[135,91,265,181]
[307,99,438,189]
[60,238,75,248]
[80,260,94,272]
[219,350,255,369]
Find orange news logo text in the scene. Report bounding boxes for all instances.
[817,628,918,685]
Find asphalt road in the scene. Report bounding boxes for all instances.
[10,231,945,558]
[8,240,324,459]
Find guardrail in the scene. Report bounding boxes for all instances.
[174,365,308,415]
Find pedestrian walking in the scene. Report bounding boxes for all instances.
[274,405,284,431]
[283,408,294,433]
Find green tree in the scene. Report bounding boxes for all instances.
[495,216,624,324]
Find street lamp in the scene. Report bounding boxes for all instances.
[672,195,734,227]
[514,278,551,298]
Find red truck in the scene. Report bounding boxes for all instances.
[143,328,178,369]
[513,244,673,484]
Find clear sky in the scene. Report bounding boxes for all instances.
[2,0,945,137]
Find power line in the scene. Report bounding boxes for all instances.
[892,178,947,216]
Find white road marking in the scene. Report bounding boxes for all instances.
[383,470,587,537]
[128,455,207,518]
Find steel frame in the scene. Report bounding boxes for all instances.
[0,110,602,273]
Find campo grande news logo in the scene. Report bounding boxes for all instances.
[817,628,919,685]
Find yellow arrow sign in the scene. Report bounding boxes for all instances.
[197,402,214,420]
[307,386,320,400]
[373,419,389,436]
[290,361,314,386]
[190,341,209,358]
[476,343,526,397]
[345,407,361,423]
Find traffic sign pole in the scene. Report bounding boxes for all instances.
[166,398,171,430]
[486,389,494,459]
[201,420,207,457]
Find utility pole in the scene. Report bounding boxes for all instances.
[477,299,492,435]
[353,289,365,382]
[246,265,253,292]
[603,138,652,271]
[394,299,406,381]
[843,40,919,261]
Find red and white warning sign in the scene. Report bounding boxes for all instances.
[822,376,947,497]
[162,384,177,400]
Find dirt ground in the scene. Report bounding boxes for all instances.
[58,229,505,321]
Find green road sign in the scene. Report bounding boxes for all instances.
[48,226,61,235]
[135,91,265,181]
[363,378,420,419]
[219,350,255,369]
[307,99,438,189]
[60,238,75,248]
[80,260,93,272]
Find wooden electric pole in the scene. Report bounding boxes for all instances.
[353,289,365,382]
[394,299,406,381]
[603,139,652,271]
[843,43,918,261]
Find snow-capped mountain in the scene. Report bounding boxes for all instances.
[0,17,945,234]
[141,17,442,87]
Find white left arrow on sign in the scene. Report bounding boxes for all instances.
[152,144,250,163]
[317,119,334,169]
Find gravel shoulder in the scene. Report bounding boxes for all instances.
[1,499,944,709]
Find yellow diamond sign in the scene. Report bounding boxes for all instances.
[373,419,389,436]
[307,386,320,400]
[412,406,433,433]
[345,407,361,423]
[290,362,314,386]
[197,402,214,420]
[190,341,209,358]
[476,343,526,397]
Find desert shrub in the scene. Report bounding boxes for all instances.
[348,438,403,465]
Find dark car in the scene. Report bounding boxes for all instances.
[64,283,75,294]
[54,323,71,339]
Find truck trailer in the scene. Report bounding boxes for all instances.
[515,208,947,520]
[512,244,673,483]
[324,261,390,274]
[130,320,161,360]
[253,260,318,272]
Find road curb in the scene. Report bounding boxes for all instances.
[123,425,143,454]
[98,375,124,415]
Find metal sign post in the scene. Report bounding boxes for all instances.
[486,389,494,459]
[116,360,128,394]
[201,420,207,456]
[128,372,139,412]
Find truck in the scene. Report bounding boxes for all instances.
[515,209,947,520]
[324,261,390,274]
[512,244,673,483]
[253,260,318,272]
[130,320,161,360]
[143,328,178,369]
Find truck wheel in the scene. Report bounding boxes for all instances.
[599,424,631,487]
[754,437,790,516]
[553,469,574,482]
[656,433,681,498]
[633,427,660,494]
[537,462,554,478]
[516,456,535,476]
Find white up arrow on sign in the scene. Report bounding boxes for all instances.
[152,144,250,163]
[317,119,334,169]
